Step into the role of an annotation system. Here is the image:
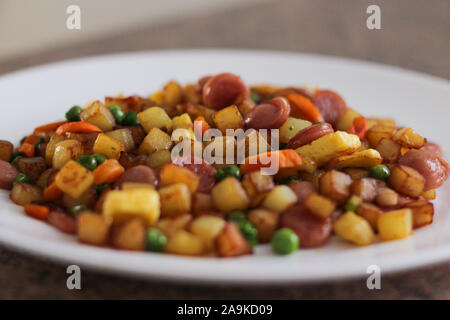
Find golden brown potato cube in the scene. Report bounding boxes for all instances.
[377,208,412,241]
[192,193,216,214]
[241,171,275,207]
[262,185,297,213]
[183,83,202,104]
[77,212,110,246]
[10,183,43,205]
[166,230,205,256]
[189,215,226,252]
[279,117,311,143]
[80,100,115,131]
[106,129,135,152]
[375,187,399,206]
[333,211,375,246]
[215,222,252,257]
[138,107,172,132]
[163,81,183,107]
[319,170,352,205]
[160,163,199,193]
[213,105,244,134]
[147,150,171,170]
[211,177,250,213]
[296,156,318,174]
[357,202,383,231]
[376,138,401,163]
[45,134,66,165]
[299,169,325,189]
[157,214,192,238]
[16,157,47,181]
[343,168,369,180]
[367,118,396,129]
[388,165,425,197]
[55,160,93,199]
[52,140,84,169]
[303,193,336,220]
[111,218,146,251]
[367,125,395,147]
[92,133,125,159]
[327,149,382,170]
[0,140,14,161]
[406,200,434,229]
[351,178,378,202]
[335,108,361,131]
[247,209,279,243]
[159,183,191,217]
[392,128,425,149]
[138,128,173,155]
[421,189,436,200]
[172,113,193,130]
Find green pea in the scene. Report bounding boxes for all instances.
[369,164,390,181]
[216,165,241,181]
[71,205,88,216]
[228,211,247,222]
[95,183,110,195]
[271,228,299,255]
[250,92,261,104]
[65,105,83,122]
[76,155,97,171]
[13,173,34,186]
[344,195,362,212]
[107,104,125,123]
[92,153,107,166]
[279,176,300,185]
[312,121,324,125]
[123,111,140,126]
[237,220,258,246]
[146,228,167,252]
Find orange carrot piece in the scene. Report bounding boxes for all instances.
[17,142,35,157]
[33,121,67,134]
[348,116,368,140]
[287,93,324,123]
[55,121,102,136]
[240,149,303,174]
[24,134,41,145]
[93,159,124,184]
[43,182,63,202]
[24,204,50,221]
[194,116,211,136]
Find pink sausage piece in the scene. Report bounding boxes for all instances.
[244,97,290,130]
[0,160,19,190]
[288,181,316,204]
[172,156,217,193]
[286,122,334,149]
[312,89,347,126]
[114,165,158,189]
[202,73,249,110]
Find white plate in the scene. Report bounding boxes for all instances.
[0,50,449,284]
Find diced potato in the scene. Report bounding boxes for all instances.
[55,160,93,199]
[297,156,318,173]
[80,100,115,131]
[92,133,125,159]
[295,131,361,166]
[279,117,311,143]
[367,125,395,147]
[213,105,244,134]
[171,128,195,143]
[392,128,425,149]
[160,163,199,193]
[17,157,47,181]
[121,182,155,190]
[52,140,84,169]
[327,149,382,169]
[10,183,43,205]
[343,168,369,180]
[0,140,14,161]
[251,84,281,98]
[184,103,215,126]
[36,168,58,189]
[357,202,383,231]
[262,185,297,213]
[367,118,396,129]
[163,81,183,107]
[299,169,325,189]
[211,177,250,213]
[63,188,96,211]
[138,128,173,155]
[159,183,191,217]
[103,188,160,226]
[319,170,352,204]
[45,135,66,165]
[351,178,378,202]
[422,189,436,200]
[303,192,336,219]
[157,214,192,238]
[375,187,399,206]
[192,193,215,214]
[247,209,279,243]
[406,200,434,229]
[183,83,202,104]
[77,212,110,246]
[150,90,164,105]
[400,147,410,156]
[147,150,171,170]
[376,138,401,163]
[172,113,194,130]
[165,230,205,256]
[333,211,375,246]
[189,215,226,252]
[388,165,425,197]
[335,108,361,131]
[138,107,172,132]
[106,129,135,152]
[377,208,412,241]
[241,171,274,207]
[111,218,146,251]
[215,222,252,257]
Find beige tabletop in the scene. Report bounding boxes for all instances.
[0,0,449,299]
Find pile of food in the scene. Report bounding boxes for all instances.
[0,72,447,257]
